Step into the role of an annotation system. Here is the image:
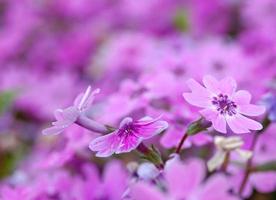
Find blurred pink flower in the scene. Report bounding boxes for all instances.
[130,157,239,200]
[89,116,168,157]
[183,75,265,134]
[42,86,100,135]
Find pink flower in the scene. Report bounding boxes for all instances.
[89,116,168,157]
[183,75,265,134]
[42,86,100,135]
[130,157,240,200]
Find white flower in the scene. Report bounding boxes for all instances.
[207,136,252,172]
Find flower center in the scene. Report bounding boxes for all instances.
[212,94,237,116]
[117,123,138,137]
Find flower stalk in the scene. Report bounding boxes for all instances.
[238,117,271,196]
[175,117,211,154]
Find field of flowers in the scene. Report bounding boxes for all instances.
[0,0,276,199]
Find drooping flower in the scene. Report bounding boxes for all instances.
[207,136,252,172]
[183,75,265,134]
[89,116,168,157]
[42,86,100,135]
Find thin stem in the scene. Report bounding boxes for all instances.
[238,133,259,196]
[221,152,230,172]
[175,133,189,154]
[238,117,271,196]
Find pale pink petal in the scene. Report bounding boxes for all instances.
[199,175,238,200]
[183,93,211,108]
[54,109,64,120]
[130,182,166,200]
[103,161,128,200]
[116,135,141,154]
[238,104,265,116]
[236,114,263,131]
[165,159,205,199]
[226,115,249,134]
[81,88,100,110]
[219,77,237,96]
[61,107,79,122]
[135,120,168,139]
[52,118,73,127]
[251,172,276,193]
[42,126,65,135]
[232,90,251,105]
[73,93,84,107]
[135,116,160,125]
[74,86,100,110]
[186,79,210,97]
[200,108,218,121]
[89,132,121,157]
[203,75,221,94]
[212,114,227,134]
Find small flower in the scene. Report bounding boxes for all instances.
[183,75,265,134]
[207,136,252,172]
[262,93,276,122]
[42,86,100,135]
[89,116,168,157]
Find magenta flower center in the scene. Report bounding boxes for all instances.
[212,94,237,116]
[117,122,138,137]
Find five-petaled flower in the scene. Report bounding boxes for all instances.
[89,116,168,157]
[183,75,265,134]
[42,86,100,135]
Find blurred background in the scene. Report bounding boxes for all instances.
[0,0,275,199]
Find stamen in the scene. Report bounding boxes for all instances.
[212,93,237,116]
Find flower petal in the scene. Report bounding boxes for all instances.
[54,109,64,120]
[186,78,210,97]
[207,150,226,172]
[212,114,227,134]
[219,77,237,96]
[232,90,251,105]
[89,132,121,157]
[130,182,165,200]
[203,75,220,95]
[135,119,168,139]
[200,108,218,121]
[235,114,263,131]
[61,106,79,122]
[238,104,265,116]
[226,115,249,134]
[42,126,65,135]
[165,159,205,199]
[116,135,141,154]
[199,175,239,200]
[183,93,211,108]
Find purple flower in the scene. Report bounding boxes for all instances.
[183,75,265,134]
[89,116,168,157]
[42,86,100,135]
[262,93,276,122]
